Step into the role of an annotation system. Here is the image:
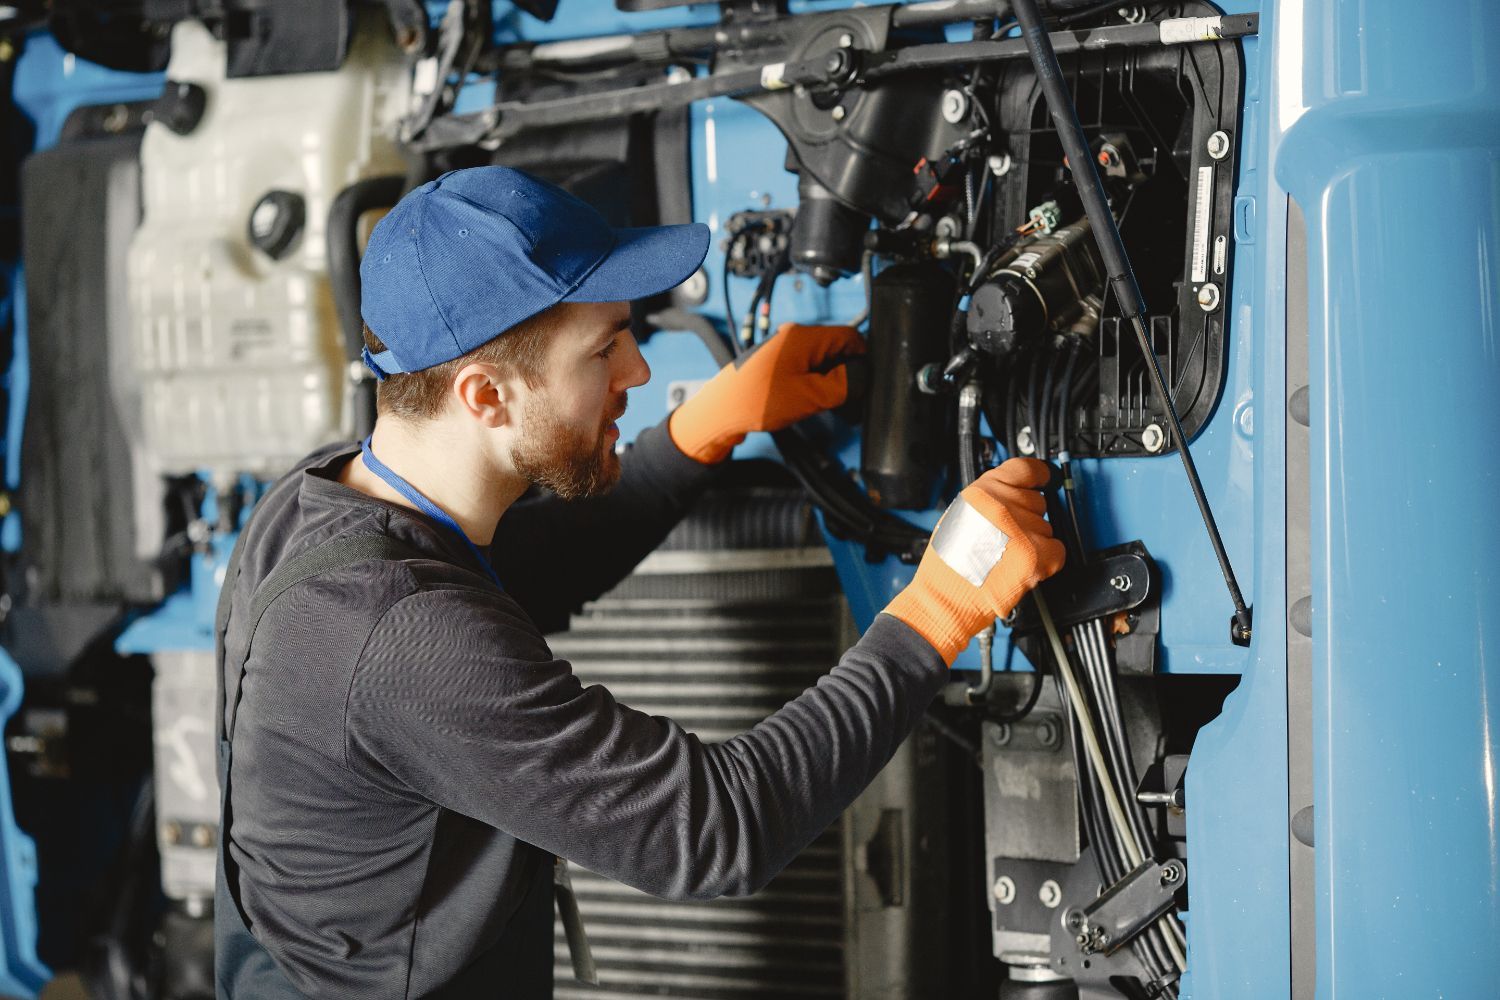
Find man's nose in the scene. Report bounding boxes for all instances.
[613,331,651,391]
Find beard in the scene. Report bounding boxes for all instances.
[510,390,627,500]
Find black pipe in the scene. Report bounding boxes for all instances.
[328,175,406,440]
[1010,0,1252,644]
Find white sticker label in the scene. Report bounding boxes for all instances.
[1191,166,1213,283]
[930,497,1011,588]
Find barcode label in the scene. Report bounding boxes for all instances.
[1191,166,1213,283]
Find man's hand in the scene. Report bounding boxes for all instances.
[669,323,865,465]
[884,458,1066,664]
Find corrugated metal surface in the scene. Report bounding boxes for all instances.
[549,523,846,999]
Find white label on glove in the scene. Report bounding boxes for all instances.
[931,497,1010,588]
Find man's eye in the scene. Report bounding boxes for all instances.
[598,338,620,359]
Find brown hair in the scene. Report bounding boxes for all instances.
[363,309,555,421]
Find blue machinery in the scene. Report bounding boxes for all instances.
[2,0,1498,996]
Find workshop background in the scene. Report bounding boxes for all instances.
[0,0,1497,997]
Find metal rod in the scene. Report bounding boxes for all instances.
[1010,0,1253,645]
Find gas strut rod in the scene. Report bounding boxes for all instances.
[1010,0,1253,646]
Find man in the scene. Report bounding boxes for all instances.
[214,166,1065,998]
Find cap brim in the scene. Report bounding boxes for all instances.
[565,222,711,303]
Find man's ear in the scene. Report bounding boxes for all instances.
[451,362,520,429]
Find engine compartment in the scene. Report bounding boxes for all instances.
[0,2,1269,997]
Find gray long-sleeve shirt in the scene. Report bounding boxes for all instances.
[219,417,947,998]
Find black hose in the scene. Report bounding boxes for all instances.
[1026,352,1042,459]
[1038,350,1057,463]
[328,175,406,439]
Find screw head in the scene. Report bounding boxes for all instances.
[1161,861,1184,885]
[1110,574,1132,592]
[988,153,1012,177]
[1039,880,1062,908]
[161,821,182,846]
[831,105,846,122]
[941,89,969,124]
[994,875,1017,904]
[991,723,1012,747]
[1141,423,1165,453]
[837,32,854,48]
[1206,130,1231,160]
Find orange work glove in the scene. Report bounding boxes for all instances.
[669,323,865,464]
[884,458,1067,664]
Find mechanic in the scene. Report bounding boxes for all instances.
[214,165,1065,998]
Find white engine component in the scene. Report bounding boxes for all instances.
[127,15,408,480]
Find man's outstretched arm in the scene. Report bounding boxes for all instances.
[348,459,1065,899]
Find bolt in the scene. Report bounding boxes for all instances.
[1017,426,1036,456]
[941,89,969,125]
[1141,423,1165,454]
[1161,861,1184,885]
[190,824,216,849]
[1197,282,1222,312]
[988,153,1012,177]
[993,875,1016,904]
[991,723,1012,747]
[837,32,854,48]
[1110,574,1132,592]
[1206,130,1231,160]
[933,214,963,240]
[1036,717,1060,749]
[831,105,846,122]
[1038,880,1062,908]
[1065,910,1085,932]
[161,821,182,846]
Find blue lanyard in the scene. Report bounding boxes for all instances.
[359,436,503,590]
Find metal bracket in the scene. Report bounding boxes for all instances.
[1005,544,1156,635]
[1063,858,1185,957]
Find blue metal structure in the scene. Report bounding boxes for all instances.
[4,0,1500,996]
[1278,0,1500,994]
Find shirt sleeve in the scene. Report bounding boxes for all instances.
[489,415,717,633]
[344,591,946,901]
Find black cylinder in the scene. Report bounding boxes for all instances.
[790,174,870,286]
[861,262,956,509]
[967,220,1104,357]
[327,175,405,438]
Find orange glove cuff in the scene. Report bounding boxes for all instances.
[669,323,865,464]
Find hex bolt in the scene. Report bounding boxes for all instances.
[993,875,1016,905]
[1038,880,1062,909]
[1036,717,1060,749]
[837,32,854,48]
[831,105,846,122]
[1141,423,1165,454]
[1197,282,1222,312]
[1161,861,1184,885]
[988,153,1012,177]
[1206,130,1232,160]
[1110,574,1132,592]
[1065,909,1085,932]
[991,723,1012,747]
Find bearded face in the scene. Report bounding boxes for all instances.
[510,387,628,500]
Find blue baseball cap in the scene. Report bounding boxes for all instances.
[360,166,710,378]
